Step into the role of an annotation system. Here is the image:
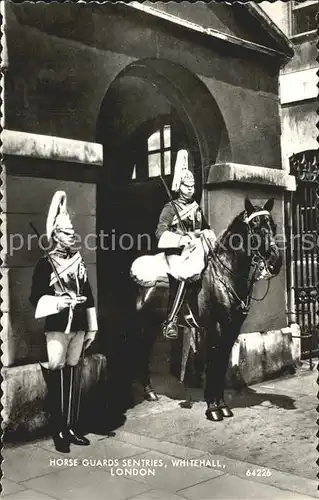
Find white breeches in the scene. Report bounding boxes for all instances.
[45,331,85,370]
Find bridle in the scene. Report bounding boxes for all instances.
[244,209,277,285]
[207,209,277,315]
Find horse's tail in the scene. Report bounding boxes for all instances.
[136,286,160,313]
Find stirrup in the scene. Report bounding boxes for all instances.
[162,319,179,340]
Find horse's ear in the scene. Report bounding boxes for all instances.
[264,198,274,212]
[244,197,254,215]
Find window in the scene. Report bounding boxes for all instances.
[290,1,319,37]
[130,114,192,182]
[147,125,171,178]
[131,123,173,180]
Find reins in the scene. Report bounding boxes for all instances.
[204,210,274,315]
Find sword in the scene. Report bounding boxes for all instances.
[159,176,187,234]
[29,221,66,294]
[30,221,78,334]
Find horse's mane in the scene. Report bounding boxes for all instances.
[214,209,247,247]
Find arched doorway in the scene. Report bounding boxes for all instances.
[96,58,229,340]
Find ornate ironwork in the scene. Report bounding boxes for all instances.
[289,149,319,366]
[295,287,318,304]
[290,150,319,183]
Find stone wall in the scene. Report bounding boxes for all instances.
[1,2,298,436]
[206,162,295,334]
[260,1,317,169]
[2,2,294,361]
[6,2,283,166]
[2,132,101,367]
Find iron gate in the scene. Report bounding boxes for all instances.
[288,150,319,360]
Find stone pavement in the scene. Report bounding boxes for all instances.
[2,362,319,500]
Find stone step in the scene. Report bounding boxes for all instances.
[3,354,107,438]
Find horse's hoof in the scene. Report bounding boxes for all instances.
[220,406,234,418]
[205,408,224,422]
[217,399,234,417]
[180,400,193,409]
[144,386,159,402]
[145,390,159,402]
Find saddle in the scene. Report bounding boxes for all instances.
[130,231,216,287]
[130,252,170,287]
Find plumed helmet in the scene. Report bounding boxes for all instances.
[171,149,194,192]
[180,169,195,187]
[171,149,188,192]
[46,191,73,242]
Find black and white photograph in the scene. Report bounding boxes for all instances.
[1,1,318,499]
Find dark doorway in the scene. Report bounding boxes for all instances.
[97,109,200,339]
[95,59,229,411]
[95,58,229,348]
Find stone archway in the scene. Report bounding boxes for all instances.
[95,58,230,338]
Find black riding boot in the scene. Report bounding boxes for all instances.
[40,364,70,453]
[162,278,186,339]
[63,365,90,446]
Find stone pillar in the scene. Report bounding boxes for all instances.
[205,162,300,385]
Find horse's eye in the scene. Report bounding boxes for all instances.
[263,215,270,224]
[253,218,260,228]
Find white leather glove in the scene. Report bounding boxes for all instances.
[56,295,73,312]
[56,295,87,312]
[179,233,194,247]
[84,330,97,350]
[201,228,216,244]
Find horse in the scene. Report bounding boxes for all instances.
[129,197,282,421]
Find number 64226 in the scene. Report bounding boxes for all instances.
[246,469,272,477]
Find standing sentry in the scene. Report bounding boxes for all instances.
[30,191,98,453]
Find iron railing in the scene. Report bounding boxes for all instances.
[289,150,319,367]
